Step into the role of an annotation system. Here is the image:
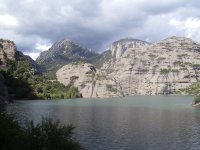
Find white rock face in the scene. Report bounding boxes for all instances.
[0,39,16,62]
[111,38,150,60]
[57,36,200,97]
[103,36,200,95]
[56,62,120,97]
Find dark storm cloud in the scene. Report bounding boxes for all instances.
[0,0,200,59]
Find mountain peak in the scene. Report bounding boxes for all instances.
[160,36,197,44]
[112,38,149,46]
[36,38,99,73]
[111,38,150,59]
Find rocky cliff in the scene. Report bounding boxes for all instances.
[56,62,120,97]
[0,39,16,62]
[57,36,200,97]
[0,39,41,74]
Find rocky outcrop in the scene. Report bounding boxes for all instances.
[0,39,17,62]
[0,39,41,74]
[56,36,200,97]
[56,62,120,97]
[111,38,150,60]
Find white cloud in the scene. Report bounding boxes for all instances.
[35,43,51,52]
[169,17,200,40]
[24,42,51,60]
[0,0,200,54]
[24,52,40,60]
[0,14,19,27]
[26,40,52,60]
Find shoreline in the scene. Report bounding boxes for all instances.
[192,102,200,107]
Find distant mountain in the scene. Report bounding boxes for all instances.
[36,39,100,74]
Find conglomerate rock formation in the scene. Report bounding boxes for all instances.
[57,36,200,97]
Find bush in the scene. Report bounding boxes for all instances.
[0,112,23,150]
[194,96,200,104]
[0,112,83,150]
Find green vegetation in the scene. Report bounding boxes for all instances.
[157,57,166,61]
[173,61,182,66]
[0,59,80,100]
[171,69,179,73]
[148,54,157,59]
[182,81,200,104]
[106,84,117,93]
[160,68,171,75]
[153,65,159,68]
[0,112,83,150]
[194,96,200,104]
[183,81,200,95]
[177,54,189,58]
[192,64,200,68]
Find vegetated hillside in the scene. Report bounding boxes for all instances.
[0,59,80,100]
[0,38,80,100]
[36,38,100,76]
[56,36,200,97]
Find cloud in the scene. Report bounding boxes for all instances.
[0,0,200,59]
[169,17,200,41]
[0,14,18,27]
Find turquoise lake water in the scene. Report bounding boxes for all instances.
[7,96,200,150]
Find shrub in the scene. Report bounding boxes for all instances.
[0,112,83,150]
[194,96,200,104]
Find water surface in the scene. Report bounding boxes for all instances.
[7,96,200,150]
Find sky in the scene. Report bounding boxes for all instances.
[0,0,200,60]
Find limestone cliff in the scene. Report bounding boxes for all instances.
[0,39,41,74]
[56,62,120,97]
[57,36,200,97]
[102,36,200,95]
[0,39,16,62]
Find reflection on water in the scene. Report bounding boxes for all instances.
[7,96,200,150]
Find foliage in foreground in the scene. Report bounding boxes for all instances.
[0,112,83,150]
[0,59,80,100]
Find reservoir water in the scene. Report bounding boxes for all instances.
[6,96,200,150]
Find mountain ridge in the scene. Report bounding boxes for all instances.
[36,38,100,75]
[56,36,200,97]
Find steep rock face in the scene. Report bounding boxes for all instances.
[36,39,99,73]
[56,36,200,97]
[56,62,120,97]
[102,36,200,95]
[0,39,16,62]
[111,38,150,60]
